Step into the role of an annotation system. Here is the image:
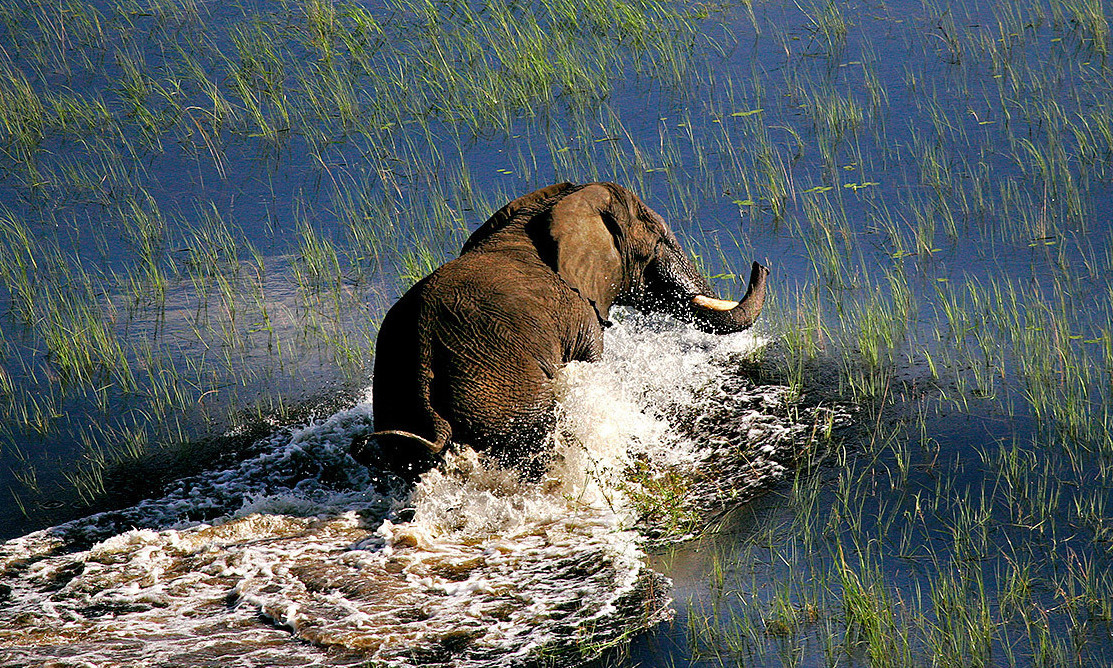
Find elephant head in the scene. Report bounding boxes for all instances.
[359,182,768,477]
[462,182,769,334]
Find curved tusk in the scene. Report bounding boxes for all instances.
[692,295,739,311]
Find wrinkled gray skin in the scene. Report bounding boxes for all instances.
[354,182,769,475]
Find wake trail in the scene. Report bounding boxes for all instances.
[0,311,838,667]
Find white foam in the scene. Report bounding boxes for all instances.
[0,312,814,667]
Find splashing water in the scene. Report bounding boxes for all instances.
[0,312,833,667]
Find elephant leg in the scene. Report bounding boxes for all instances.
[432,286,603,474]
[471,395,557,478]
[434,343,558,458]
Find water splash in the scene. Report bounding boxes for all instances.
[0,312,832,667]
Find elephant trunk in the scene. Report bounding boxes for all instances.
[643,249,769,334]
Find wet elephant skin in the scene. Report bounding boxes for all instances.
[354,182,769,476]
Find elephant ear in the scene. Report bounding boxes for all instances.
[462,182,575,253]
[545,183,624,316]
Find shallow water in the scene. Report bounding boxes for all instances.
[0,313,834,666]
[1,0,1112,663]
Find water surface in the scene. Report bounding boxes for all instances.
[0,0,1111,664]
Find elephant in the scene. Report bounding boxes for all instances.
[353,182,769,476]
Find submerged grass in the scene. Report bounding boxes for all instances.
[0,0,713,528]
[0,0,1111,664]
[633,1,1113,664]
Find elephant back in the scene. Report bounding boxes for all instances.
[461,182,577,254]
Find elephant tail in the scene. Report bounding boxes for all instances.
[364,282,453,474]
[357,331,451,474]
[407,292,453,455]
[351,429,447,478]
[373,428,447,454]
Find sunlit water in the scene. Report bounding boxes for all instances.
[0,313,834,667]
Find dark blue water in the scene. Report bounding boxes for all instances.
[0,0,1111,663]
